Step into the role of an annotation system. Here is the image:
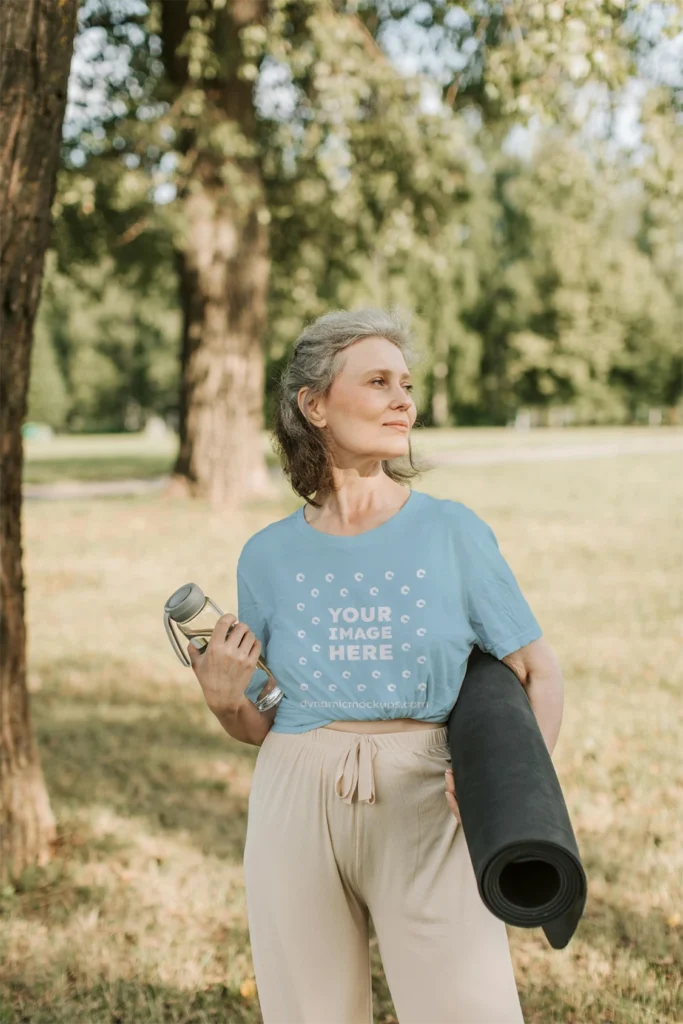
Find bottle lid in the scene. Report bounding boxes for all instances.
[164,583,205,623]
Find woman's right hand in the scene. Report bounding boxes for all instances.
[187,612,261,715]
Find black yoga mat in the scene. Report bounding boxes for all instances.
[446,645,587,950]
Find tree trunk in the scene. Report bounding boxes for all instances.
[161,0,278,512]
[0,0,80,885]
[169,172,276,511]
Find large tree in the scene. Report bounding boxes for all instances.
[0,0,80,885]
[152,0,477,506]
[61,0,682,500]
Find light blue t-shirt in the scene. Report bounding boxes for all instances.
[237,489,542,734]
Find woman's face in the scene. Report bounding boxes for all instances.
[298,335,417,465]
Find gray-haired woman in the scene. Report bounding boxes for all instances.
[189,307,557,1023]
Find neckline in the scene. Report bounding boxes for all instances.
[293,488,422,547]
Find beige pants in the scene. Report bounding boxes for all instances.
[244,725,525,1024]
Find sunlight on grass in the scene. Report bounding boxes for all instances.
[2,434,682,1023]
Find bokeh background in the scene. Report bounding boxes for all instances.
[2,1,683,1022]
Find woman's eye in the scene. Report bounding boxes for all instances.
[372,378,414,392]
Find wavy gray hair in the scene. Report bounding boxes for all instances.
[271,306,434,508]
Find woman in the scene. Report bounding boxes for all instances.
[189,308,546,1023]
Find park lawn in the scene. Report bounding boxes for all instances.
[21,425,678,485]
[1,444,682,1023]
[22,433,178,485]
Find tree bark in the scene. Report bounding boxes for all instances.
[160,0,278,511]
[170,164,275,510]
[0,0,80,885]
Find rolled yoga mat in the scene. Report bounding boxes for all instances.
[446,644,587,950]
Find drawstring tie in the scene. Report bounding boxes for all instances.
[334,735,379,804]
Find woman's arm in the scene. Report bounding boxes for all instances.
[502,637,564,756]
[212,678,279,746]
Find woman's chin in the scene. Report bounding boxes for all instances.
[379,441,409,458]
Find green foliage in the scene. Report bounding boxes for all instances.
[475,136,681,424]
[27,318,70,430]
[34,251,180,433]
[42,0,682,432]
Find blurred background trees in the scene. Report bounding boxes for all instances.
[28,0,683,491]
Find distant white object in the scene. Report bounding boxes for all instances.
[22,422,54,440]
[514,410,532,430]
[144,415,169,439]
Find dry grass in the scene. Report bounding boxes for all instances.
[2,429,682,1023]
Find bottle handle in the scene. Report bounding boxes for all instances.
[164,612,190,666]
[165,600,284,711]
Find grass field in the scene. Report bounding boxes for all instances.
[21,425,682,485]
[2,428,682,1023]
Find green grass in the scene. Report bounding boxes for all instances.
[3,431,683,1023]
[22,433,171,484]
[22,425,681,485]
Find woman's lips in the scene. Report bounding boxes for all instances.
[384,423,408,430]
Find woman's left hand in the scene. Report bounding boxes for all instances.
[444,769,460,823]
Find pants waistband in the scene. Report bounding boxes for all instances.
[266,725,449,806]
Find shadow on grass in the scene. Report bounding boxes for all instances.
[1,964,261,1024]
[13,678,680,1024]
[22,451,283,486]
[577,839,683,978]
[2,958,402,1024]
[33,687,258,865]
[22,455,174,486]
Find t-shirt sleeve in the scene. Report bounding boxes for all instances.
[236,567,272,703]
[457,506,542,659]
